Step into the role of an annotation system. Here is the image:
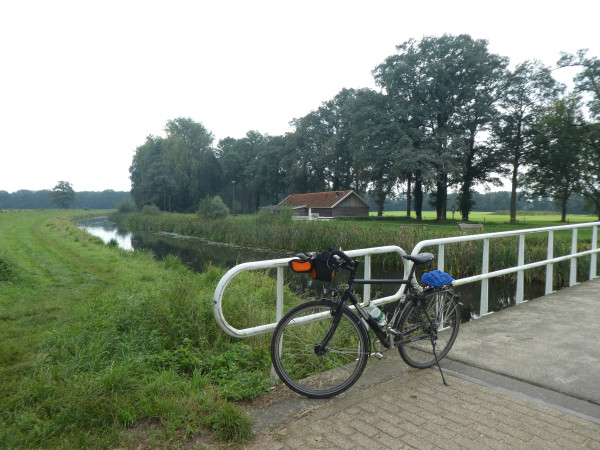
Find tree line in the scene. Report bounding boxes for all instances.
[129,35,600,221]
[369,191,595,216]
[0,188,132,210]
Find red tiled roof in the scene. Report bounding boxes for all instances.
[278,190,354,208]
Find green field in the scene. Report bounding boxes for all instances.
[0,210,283,448]
[372,210,598,224]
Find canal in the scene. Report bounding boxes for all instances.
[76,217,546,321]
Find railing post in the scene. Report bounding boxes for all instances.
[570,228,578,286]
[364,254,371,303]
[480,238,489,317]
[590,225,597,280]
[516,234,525,304]
[272,266,285,382]
[276,266,284,321]
[438,244,445,272]
[546,230,554,295]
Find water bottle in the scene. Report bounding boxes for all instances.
[365,304,387,329]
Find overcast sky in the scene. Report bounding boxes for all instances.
[1,0,598,193]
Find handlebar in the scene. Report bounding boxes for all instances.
[329,248,353,264]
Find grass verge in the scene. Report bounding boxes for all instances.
[0,210,290,448]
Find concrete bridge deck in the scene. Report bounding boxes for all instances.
[245,278,600,449]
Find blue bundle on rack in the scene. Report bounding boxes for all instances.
[421,270,454,288]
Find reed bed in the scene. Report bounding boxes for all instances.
[120,211,598,288]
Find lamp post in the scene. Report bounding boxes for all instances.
[232,181,236,216]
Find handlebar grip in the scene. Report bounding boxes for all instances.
[329,248,352,264]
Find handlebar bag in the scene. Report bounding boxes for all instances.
[310,251,335,282]
[288,251,335,282]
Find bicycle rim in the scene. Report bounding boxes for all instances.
[397,289,460,369]
[271,300,369,398]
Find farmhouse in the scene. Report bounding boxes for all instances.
[277,190,370,218]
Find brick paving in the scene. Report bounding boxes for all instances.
[245,368,600,449]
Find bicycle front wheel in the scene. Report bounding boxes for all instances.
[270,299,369,398]
[396,288,460,369]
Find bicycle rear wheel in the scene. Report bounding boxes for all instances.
[396,289,460,369]
[270,299,369,398]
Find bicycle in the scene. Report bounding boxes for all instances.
[270,248,461,398]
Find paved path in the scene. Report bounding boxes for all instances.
[245,278,600,449]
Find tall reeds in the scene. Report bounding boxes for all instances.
[119,212,598,287]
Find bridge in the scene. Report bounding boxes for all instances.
[245,278,600,448]
[213,222,600,447]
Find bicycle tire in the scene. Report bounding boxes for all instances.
[396,288,460,369]
[270,299,369,399]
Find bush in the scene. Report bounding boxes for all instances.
[141,204,161,215]
[198,196,229,219]
[115,199,136,213]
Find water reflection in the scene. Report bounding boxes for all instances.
[132,232,291,272]
[76,217,134,251]
[76,217,547,320]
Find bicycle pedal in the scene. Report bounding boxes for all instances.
[371,352,385,360]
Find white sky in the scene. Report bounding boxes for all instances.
[1,0,598,193]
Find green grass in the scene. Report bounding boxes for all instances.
[0,210,286,448]
[373,209,598,224]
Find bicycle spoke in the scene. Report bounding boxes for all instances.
[271,300,369,398]
[396,289,460,369]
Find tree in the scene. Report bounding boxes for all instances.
[493,60,560,223]
[218,131,266,213]
[558,49,600,120]
[579,123,600,219]
[522,96,586,221]
[454,51,508,221]
[374,34,509,220]
[247,134,287,206]
[558,50,600,220]
[48,181,76,209]
[129,136,171,209]
[344,88,408,216]
[282,114,332,195]
[163,118,221,212]
[129,118,221,212]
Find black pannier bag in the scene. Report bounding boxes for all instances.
[288,251,335,282]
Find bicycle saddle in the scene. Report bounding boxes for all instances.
[402,252,434,265]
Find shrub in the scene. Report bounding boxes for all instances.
[198,196,229,219]
[115,199,136,213]
[141,204,161,215]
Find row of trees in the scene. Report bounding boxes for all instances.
[0,185,131,210]
[129,35,600,221]
[371,191,595,216]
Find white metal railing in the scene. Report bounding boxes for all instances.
[213,245,411,338]
[411,221,600,317]
[214,222,600,337]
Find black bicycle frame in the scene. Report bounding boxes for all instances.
[316,261,421,351]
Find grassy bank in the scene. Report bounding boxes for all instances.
[0,210,294,448]
[119,210,599,287]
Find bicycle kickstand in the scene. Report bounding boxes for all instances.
[431,337,449,387]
